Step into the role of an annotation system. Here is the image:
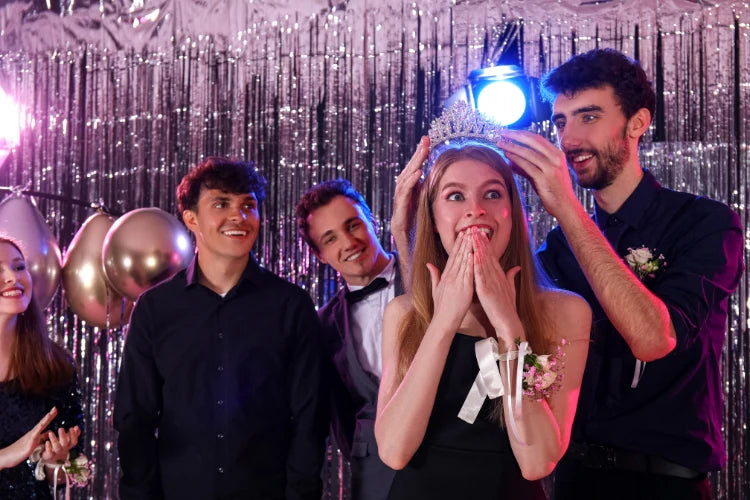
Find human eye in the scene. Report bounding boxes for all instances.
[582,113,598,123]
[485,190,502,200]
[213,200,228,209]
[446,192,464,201]
[243,201,257,210]
[323,235,336,246]
[553,119,565,130]
[13,262,26,272]
[348,220,361,231]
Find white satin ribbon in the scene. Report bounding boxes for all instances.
[458,337,529,444]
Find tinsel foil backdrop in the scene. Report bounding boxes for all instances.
[0,1,748,498]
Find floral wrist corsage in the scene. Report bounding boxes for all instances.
[517,338,566,401]
[61,452,92,487]
[30,447,92,491]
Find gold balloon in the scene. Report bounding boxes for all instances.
[62,212,134,328]
[102,208,194,300]
[0,194,61,308]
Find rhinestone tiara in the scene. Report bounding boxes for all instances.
[427,100,506,163]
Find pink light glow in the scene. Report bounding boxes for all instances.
[0,88,21,149]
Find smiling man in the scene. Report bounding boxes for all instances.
[115,157,328,500]
[498,49,743,500]
[295,179,402,500]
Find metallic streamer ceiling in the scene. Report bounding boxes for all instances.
[0,0,720,52]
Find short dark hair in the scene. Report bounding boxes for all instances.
[177,157,267,214]
[541,48,655,121]
[295,179,374,252]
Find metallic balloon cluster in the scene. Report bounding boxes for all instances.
[0,193,193,328]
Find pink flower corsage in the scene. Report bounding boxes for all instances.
[518,338,566,401]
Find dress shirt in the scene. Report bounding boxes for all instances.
[537,169,744,472]
[347,255,396,379]
[115,253,328,500]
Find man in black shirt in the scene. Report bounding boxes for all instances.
[498,49,743,499]
[115,158,328,499]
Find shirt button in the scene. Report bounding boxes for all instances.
[217,467,224,474]
[217,332,224,339]
[218,433,224,439]
[217,399,224,406]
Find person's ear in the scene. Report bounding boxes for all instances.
[182,209,199,234]
[312,248,328,265]
[627,108,651,139]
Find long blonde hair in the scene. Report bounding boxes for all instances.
[396,145,551,383]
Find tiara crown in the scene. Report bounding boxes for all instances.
[427,101,505,161]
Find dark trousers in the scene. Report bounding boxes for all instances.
[553,456,711,500]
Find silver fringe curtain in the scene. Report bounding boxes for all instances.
[0,1,747,498]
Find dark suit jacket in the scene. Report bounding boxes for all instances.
[318,254,403,500]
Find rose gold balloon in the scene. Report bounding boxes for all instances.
[102,208,194,300]
[0,194,61,308]
[62,212,134,328]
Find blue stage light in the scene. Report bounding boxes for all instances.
[476,80,527,126]
[444,65,549,129]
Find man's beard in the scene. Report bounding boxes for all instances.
[568,127,630,190]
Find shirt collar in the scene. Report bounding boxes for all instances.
[346,253,396,292]
[594,169,661,231]
[184,252,264,289]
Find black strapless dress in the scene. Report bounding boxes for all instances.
[388,333,546,500]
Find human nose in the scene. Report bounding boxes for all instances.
[229,206,248,221]
[559,124,582,151]
[465,199,487,219]
[341,231,358,250]
[1,267,17,284]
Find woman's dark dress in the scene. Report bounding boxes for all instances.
[388,334,546,500]
[0,373,83,499]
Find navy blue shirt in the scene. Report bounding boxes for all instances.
[115,254,328,499]
[538,170,743,472]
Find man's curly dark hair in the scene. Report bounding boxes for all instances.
[177,157,267,215]
[541,48,655,121]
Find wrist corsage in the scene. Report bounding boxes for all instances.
[30,447,92,498]
[625,246,666,280]
[61,452,92,487]
[458,337,567,445]
[518,337,566,401]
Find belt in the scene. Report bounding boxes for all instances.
[567,442,704,480]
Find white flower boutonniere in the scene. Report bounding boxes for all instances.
[625,246,666,280]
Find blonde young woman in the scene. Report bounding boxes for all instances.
[0,237,85,498]
[375,106,591,499]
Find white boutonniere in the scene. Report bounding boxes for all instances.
[625,246,666,280]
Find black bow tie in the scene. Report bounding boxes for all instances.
[345,277,389,304]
